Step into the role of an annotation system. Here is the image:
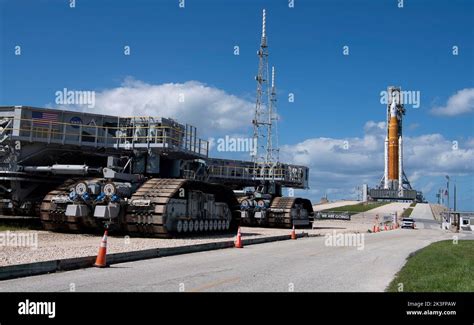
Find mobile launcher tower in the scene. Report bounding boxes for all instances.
[368,86,424,202]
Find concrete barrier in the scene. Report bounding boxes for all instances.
[0,232,309,281]
[0,260,58,281]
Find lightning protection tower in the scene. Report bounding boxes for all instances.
[252,9,279,173]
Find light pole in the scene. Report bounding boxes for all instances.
[445,175,450,211]
[454,179,459,232]
[453,179,457,212]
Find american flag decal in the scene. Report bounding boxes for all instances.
[32,111,59,127]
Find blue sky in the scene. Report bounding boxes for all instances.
[1,0,473,209]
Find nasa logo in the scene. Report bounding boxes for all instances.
[70,116,82,128]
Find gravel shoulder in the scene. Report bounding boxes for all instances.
[0,228,291,266]
[0,203,411,267]
[1,222,376,267]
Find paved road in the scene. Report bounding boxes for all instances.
[1,226,467,292]
[351,202,411,222]
[358,202,411,217]
[410,203,440,230]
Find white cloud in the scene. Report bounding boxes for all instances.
[431,88,474,116]
[280,122,474,201]
[404,134,474,174]
[53,78,254,138]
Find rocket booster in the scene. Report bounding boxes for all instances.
[388,99,399,181]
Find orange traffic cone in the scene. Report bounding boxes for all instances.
[94,230,108,267]
[234,227,243,248]
[291,225,297,240]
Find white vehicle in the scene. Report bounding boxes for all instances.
[401,218,416,229]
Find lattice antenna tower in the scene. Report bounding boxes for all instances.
[252,9,279,166]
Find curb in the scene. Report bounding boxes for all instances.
[0,232,308,281]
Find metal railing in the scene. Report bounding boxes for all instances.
[2,117,209,157]
[206,162,306,185]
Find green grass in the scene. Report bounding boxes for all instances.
[401,202,417,217]
[321,201,389,214]
[401,207,414,218]
[387,240,474,292]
